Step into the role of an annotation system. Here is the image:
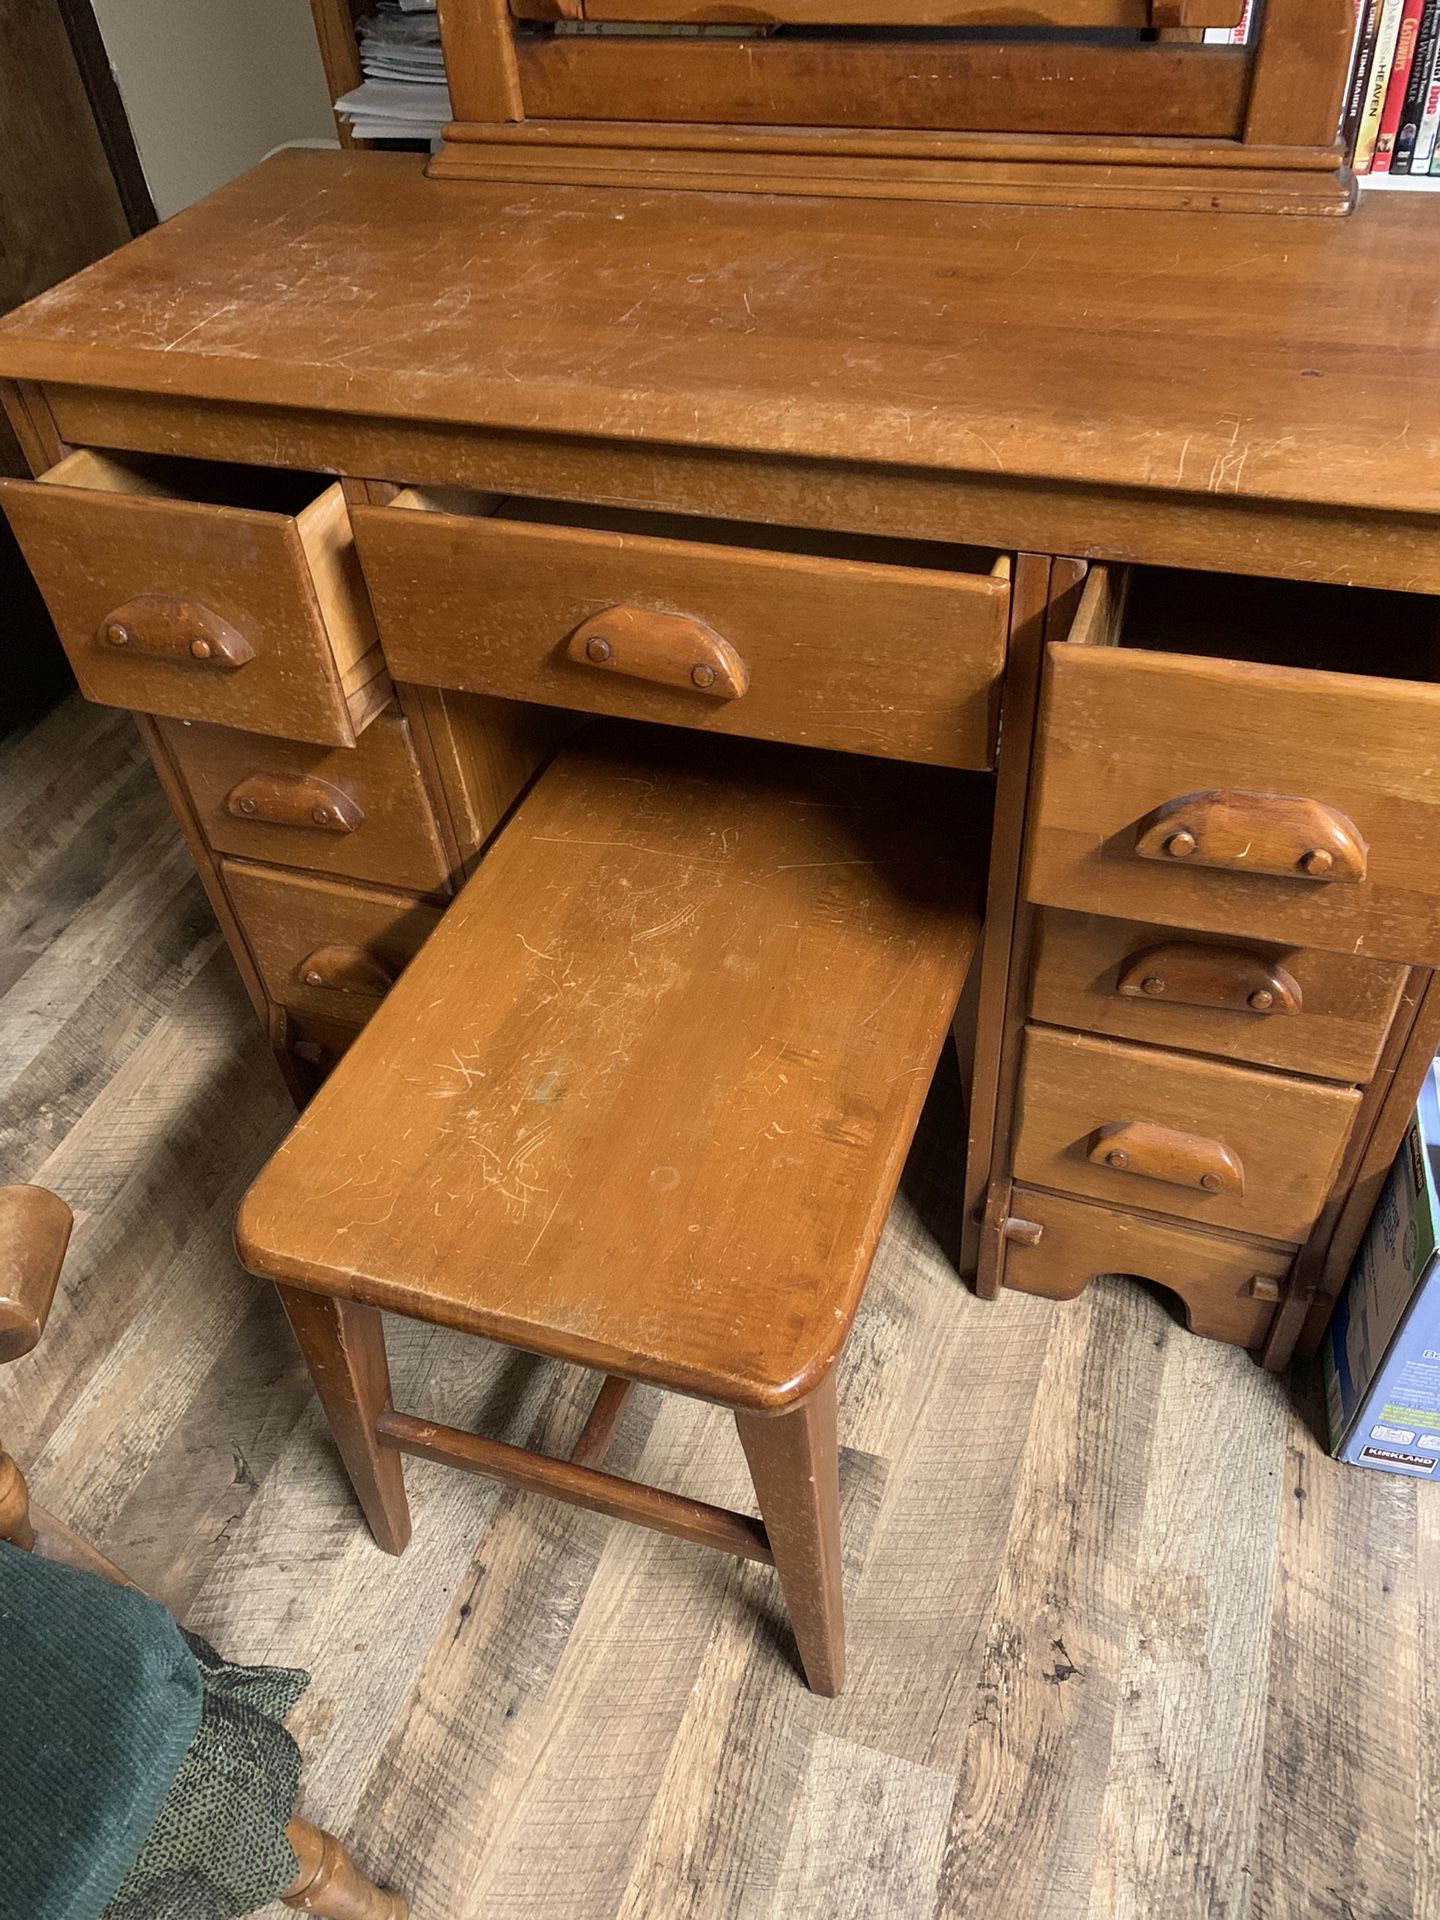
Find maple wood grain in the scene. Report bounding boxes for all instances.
[237,724,988,1411]
[353,489,1009,769]
[1029,909,1406,1084]
[3,152,1439,519]
[1012,1025,1360,1245]
[1000,1186,1292,1350]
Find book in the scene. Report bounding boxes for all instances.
[1346,0,1386,146]
[1395,0,1440,168]
[1324,1057,1440,1480]
[1374,0,1427,171]
[1355,0,1408,171]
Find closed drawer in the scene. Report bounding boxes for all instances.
[351,490,1010,769]
[223,861,442,1022]
[158,711,452,894]
[1001,1187,1292,1352]
[277,1009,364,1099]
[1026,565,1440,965]
[1030,909,1406,1085]
[0,451,388,745]
[1012,1025,1360,1245]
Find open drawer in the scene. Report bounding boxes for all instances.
[1025,565,1440,967]
[351,490,1010,770]
[0,451,389,745]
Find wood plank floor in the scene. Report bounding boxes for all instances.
[2,696,1434,1920]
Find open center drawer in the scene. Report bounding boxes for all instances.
[0,450,389,745]
[1025,564,1440,968]
[350,489,1011,769]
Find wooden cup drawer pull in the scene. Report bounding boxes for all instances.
[97,594,255,671]
[566,604,749,699]
[226,773,364,835]
[295,945,395,998]
[1115,942,1302,1017]
[1087,1120,1244,1196]
[1133,790,1367,885]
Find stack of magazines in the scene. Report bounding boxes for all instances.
[1348,0,1440,183]
[336,0,452,145]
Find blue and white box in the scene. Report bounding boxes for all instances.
[1324,1056,1440,1478]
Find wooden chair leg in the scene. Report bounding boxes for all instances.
[0,1438,35,1552]
[276,1288,412,1556]
[282,1816,409,1919]
[735,1372,845,1697]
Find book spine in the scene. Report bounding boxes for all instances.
[1356,0,1407,171]
[1374,0,1426,172]
[1397,0,1440,167]
[1203,0,1253,45]
[1401,0,1440,167]
[1346,0,1387,148]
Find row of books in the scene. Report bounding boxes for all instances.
[1348,0,1440,179]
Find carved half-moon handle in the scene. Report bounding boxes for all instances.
[1116,942,1302,1017]
[566,604,748,699]
[295,945,394,998]
[227,773,363,835]
[97,594,255,670]
[1088,1120,1244,1196]
[1134,789,1366,884]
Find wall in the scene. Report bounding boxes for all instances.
[89,0,337,220]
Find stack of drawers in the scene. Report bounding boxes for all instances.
[0,450,463,1095]
[996,563,1440,1354]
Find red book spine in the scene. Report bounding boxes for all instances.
[1375,0,1427,170]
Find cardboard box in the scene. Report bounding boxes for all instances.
[1324,1056,1440,1478]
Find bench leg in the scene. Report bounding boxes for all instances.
[277,1288,412,1556]
[735,1373,845,1697]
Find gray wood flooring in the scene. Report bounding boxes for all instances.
[1,698,1432,1920]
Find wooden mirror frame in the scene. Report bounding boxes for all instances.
[427,0,1358,213]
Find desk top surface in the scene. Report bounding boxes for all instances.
[3,149,1440,518]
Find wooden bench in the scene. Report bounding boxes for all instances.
[237,723,987,1694]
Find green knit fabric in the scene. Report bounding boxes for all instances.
[102,1631,307,1920]
[0,1542,201,1920]
[0,1542,310,1920]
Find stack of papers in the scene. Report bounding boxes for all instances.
[337,0,451,142]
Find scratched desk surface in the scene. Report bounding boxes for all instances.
[2,148,1439,516]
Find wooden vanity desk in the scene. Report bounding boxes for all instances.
[3,149,1439,1372]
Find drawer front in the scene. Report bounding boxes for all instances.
[159,712,451,894]
[1030,908,1405,1085]
[352,497,1009,769]
[1002,1187,1292,1351]
[1012,1025,1360,1244]
[277,1009,363,1099]
[223,861,442,1022]
[1026,640,1440,966]
[0,453,385,745]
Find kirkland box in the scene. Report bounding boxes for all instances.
[1324,1057,1440,1478]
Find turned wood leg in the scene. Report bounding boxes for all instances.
[735,1372,845,1697]
[282,1816,409,1919]
[0,1438,35,1552]
[276,1288,412,1556]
